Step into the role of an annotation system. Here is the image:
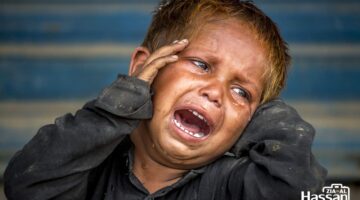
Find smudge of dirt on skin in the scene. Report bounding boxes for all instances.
[272,143,281,152]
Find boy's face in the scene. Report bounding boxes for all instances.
[137,19,267,169]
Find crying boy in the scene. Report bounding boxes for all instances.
[4,1,326,199]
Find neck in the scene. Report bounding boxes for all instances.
[130,123,188,194]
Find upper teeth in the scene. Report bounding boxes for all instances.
[189,109,208,125]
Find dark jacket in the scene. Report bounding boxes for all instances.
[4,75,327,200]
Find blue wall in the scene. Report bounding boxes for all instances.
[0,0,360,181]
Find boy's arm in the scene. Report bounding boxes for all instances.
[4,75,152,200]
[4,39,187,200]
[227,99,327,200]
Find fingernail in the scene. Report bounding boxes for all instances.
[180,39,188,44]
[171,55,178,59]
[172,40,179,44]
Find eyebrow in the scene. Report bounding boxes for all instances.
[181,46,218,62]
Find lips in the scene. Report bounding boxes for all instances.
[172,108,212,139]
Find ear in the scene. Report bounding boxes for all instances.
[129,46,151,76]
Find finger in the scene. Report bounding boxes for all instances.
[137,55,179,83]
[144,39,188,66]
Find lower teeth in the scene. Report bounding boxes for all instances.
[194,132,205,138]
[174,119,205,138]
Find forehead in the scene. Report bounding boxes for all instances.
[186,18,267,70]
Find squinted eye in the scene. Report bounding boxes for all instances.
[232,87,249,100]
[192,60,209,72]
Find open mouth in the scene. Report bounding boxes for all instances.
[173,109,211,139]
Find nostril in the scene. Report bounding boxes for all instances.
[201,93,221,107]
[198,82,223,107]
[213,100,221,108]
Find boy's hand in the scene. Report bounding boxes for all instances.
[134,39,189,84]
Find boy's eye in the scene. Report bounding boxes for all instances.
[192,60,209,72]
[232,87,250,100]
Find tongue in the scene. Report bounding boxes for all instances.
[175,110,203,133]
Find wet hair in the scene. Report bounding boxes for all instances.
[142,0,290,103]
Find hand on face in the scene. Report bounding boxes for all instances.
[131,39,189,84]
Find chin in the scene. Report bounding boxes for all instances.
[154,129,223,169]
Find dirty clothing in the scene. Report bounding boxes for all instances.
[4,75,327,200]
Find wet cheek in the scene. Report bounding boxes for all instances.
[151,73,197,113]
[225,106,251,133]
[227,95,252,117]
[230,101,249,114]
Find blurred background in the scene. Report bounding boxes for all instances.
[1,0,360,198]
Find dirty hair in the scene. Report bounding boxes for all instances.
[142,0,290,103]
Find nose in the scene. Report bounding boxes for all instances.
[199,80,223,108]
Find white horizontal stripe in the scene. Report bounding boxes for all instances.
[290,101,360,130]
[1,43,360,58]
[0,101,84,131]
[0,43,136,58]
[0,100,84,117]
[290,44,360,57]
[289,101,360,116]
